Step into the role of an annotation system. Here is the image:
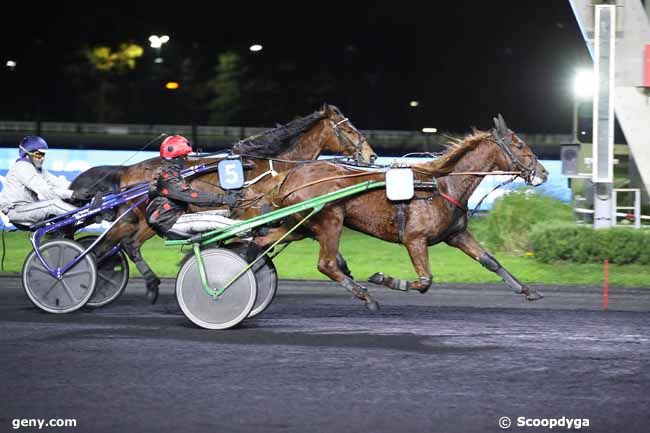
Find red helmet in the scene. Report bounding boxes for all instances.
[160,135,192,159]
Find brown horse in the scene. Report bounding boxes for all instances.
[247,115,548,310]
[71,104,377,303]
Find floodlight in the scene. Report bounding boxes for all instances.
[573,68,594,99]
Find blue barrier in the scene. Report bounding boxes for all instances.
[0,149,571,230]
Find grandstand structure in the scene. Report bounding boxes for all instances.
[569,0,650,227]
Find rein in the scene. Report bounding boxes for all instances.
[120,159,223,192]
[445,170,522,176]
[82,134,167,193]
[234,154,334,164]
[430,173,520,215]
[468,176,517,217]
[276,167,524,212]
[279,170,378,203]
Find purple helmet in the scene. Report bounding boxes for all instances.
[19,136,48,157]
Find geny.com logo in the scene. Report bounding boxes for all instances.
[12,418,77,430]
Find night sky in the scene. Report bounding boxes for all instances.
[0,1,590,133]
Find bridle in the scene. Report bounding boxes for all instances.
[488,129,537,184]
[441,129,539,216]
[330,117,369,163]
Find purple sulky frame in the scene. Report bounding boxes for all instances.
[28,162,219,279]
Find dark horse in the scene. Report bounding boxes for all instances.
[69,104,377,302]
[248,115,549,310]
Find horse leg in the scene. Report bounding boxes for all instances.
[252,216,366,305]
[120,223,160,304]
[94,221,160,304]
[336,252,354,279]
[253,224,351,279]
[446,230,543,301]
[368,237,433,294]
[310,210,379,311]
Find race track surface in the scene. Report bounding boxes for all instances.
[1,277,649,433]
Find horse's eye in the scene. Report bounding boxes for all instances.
[516,141,524,149]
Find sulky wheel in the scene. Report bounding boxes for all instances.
[176,247,257,330]
[226,242,278,318]
[22,239,97,314]
[77,235,130,308]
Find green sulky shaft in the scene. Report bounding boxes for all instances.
[165,180,386,247]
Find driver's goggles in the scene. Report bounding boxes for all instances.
[28,151,46,159]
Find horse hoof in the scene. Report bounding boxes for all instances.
[414,286,429,294]
[365,300,380,312]
[526,290,544,301]
[368,272,384,284]
[146,287,159,304]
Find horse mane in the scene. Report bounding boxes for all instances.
[413,130,492,176]
[232,110,328,157]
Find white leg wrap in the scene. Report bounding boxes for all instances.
[397,279,409,291]
[170,212,240,236]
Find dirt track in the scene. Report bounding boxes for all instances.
[1,277,649,433]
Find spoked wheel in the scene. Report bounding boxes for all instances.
[22,239,97,314]
[226,242,278,318]
[176,248,257,330]
[77,235,130,308]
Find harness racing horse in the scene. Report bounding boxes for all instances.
[69,104,377,304]
[250,115,548,310]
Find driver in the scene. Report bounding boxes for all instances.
[146,135,241,238]
[0,136,88,227]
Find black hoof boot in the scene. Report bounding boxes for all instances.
[336,253,354,279]
[146,285,159,304]
[526,290,544,301]
[365,299,380,312]
[368,272,384,284]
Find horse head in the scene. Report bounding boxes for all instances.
[320,103,378,164]
[491,114,548,186]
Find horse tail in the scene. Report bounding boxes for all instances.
[69,165,127,205]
